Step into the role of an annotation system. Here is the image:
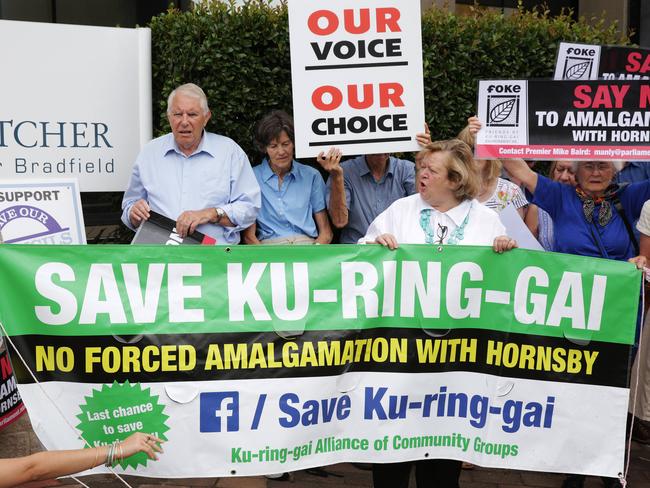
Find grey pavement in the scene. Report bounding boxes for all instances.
[2,415,649,488]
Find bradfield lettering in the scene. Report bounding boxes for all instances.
[0,120,112,148]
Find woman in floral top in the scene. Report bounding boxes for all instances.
[458,122,528,217]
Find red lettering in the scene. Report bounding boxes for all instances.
[591,86,613,108]
[380,83,404,107]
[626,52,642,72]
[573,85,592,108]
[348,84,373,109]
[376,7,401,32]
[609,85,630,108]
[573,85,629,109]
[312,86,343,111]
[625,52,650,74]
[0,355,12,381]
[343,8,370,34]
[308,10,339,36]
[314,83,404,111]
[641,85,650,108]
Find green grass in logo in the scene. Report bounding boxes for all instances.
[76,380,169,470]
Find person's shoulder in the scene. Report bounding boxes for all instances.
[204,131,242,149]
[386,193,420,211]
[391,156,415,168]
[252,160,265,176]
[143,133,173,149]
[293,160,321,177]
[497,177,519,190]
[137,133,174,161]
[341,155,365,171]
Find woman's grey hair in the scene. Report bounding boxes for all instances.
[571,160,624,173]
[167,83,210,114]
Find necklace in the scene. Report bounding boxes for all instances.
[419,202,472,245]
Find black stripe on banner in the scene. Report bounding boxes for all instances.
[10,328,631,388]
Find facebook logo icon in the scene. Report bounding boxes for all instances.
[200,392,239,432]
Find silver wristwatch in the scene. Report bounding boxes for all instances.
[214,207,225,223]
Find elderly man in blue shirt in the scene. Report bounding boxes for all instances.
[121,83,260,244]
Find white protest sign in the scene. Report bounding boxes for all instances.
[0,20,151,192]
[288,0,425,157]
[498,203,543,251]
[0,179,86,244]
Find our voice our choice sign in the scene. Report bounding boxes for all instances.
[288,0,425,157]
[0,20,151,192]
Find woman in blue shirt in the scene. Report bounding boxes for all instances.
[502,158,648,488]
[243,110,334,245]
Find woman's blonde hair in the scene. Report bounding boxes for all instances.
[457,124,501,182]
[416,139,481,200]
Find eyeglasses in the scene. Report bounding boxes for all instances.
[581,162,612,173]
[436,223,448,245]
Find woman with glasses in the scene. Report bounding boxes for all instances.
[495,154,649,488]
[358,139,515,488]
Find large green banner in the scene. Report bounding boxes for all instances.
[0,244,641,478]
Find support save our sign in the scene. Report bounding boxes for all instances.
[288,0,425,158]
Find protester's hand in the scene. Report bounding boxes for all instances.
[415,123,431,147]
[129,199,150,227]
[316,147,343,175]
[467,116,482,136]
[629,255,648,270]
[493,235,517,253]
[120,432,164,461]
[176,209,212,237]
[375,233,399,250]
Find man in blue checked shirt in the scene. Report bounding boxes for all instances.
[121,83,260,244]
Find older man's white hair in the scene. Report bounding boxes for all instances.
[167,83,210,115]
[571,160,624,173]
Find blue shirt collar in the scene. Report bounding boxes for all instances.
[164,130,215,158]
[360,156,395,178]
[260,158,297,183]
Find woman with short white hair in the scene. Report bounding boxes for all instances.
[502,158,647,261]
[499,157,649,488]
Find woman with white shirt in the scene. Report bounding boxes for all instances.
[361,139,516,254]
[360,139,516,488]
